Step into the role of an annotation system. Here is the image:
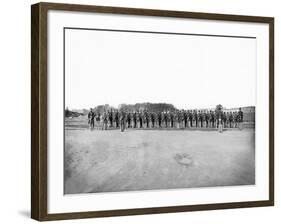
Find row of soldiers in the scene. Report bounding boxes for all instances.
[88,108,243,131]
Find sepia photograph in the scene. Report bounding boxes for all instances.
[64,27,256,195]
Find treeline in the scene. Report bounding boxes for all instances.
[65,103,176,118]
[92,103,176,114]
[65,107,83,118]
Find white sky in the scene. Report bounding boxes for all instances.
[65,29,256,110]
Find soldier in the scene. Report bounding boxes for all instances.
[183,110,188,128]
[217,110,223,133]
[226,112,230,128]
[102,111,108,130]
[210,110,215,128]
[229,112,233,128]
[126,111,131,128]
[138,111,143,128]
[163,111,168,128]
[189,110,193,127]
[88,108,96,130]
[157,111,162,128]
[144,110,150,128]
[120,110,126,132]
[170,111,175,128]
[222,111,227,128]
[114,110,119,128]
[176,110,181,129]
[150,111,156,128]
[233,111,238,128]
[198,110,203,128]
[108,109,113,127]
[194,110,198,127]
[202,111,206,128]
[133,111,137,128]
[205,111,210,128]
[238,108,244,130]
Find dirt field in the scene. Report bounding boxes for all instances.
[64,124,255,194]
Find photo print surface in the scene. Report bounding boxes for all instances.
[64,27,256,194]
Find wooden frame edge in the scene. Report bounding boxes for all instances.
[31,2,274,221]
[31,3,48,221]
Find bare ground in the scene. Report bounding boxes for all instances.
[64,128,255,194]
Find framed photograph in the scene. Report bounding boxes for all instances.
[31,2,274,221]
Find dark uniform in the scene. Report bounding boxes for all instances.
[183,110,188,128]
[120,111,126,132]
[205,111,210,128]
[114,110,119,128]
[133,112,137,128]
[150,112,156,128]
[210,111,215,128]
[202,111,206,128]
[170,112,174,128]
[194,110,198,127]
[223,112,227,128]
[157,112,162,128]
[229,112,233,128]
[126,112,131,128]
[88,109,96,130]
[238,108,243,130]
[176,110,182,128]
[108,110,113,127]
[233,112,238,128]
[189,110,193,127]
[163,112,168,128]
[198,111,203,128]
[144,111,150,128]
[102,112,108,130]
[138,112,143,128]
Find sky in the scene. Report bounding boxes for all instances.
[65,28,256,110]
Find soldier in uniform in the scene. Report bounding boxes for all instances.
[144,110,150,128]
[88,108,96,130]
[138,111,143,128]
[225,112,230,128]
[114,110,119,128]
[163,111,168,128]
[198,110,203,128]
[170,111,175,128]
[222,111,227,128]
[183,110,188,128]
[126,111,131,128]
[150,111,156,128]
[210,110,215,128]
[233,111,238,128]
[120,110,126,132]
[133,111,137,128]
[229,112,233,128]
[194,110,198,128]
[205,111,210,128]
[189,110,193,127]
[202,111,206,128]
[238,108,244,130]
[102,111,108,130]
[176,110,181,129]
[217,110,223,133]
[108,109,113,128]
[157,111,162,128]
